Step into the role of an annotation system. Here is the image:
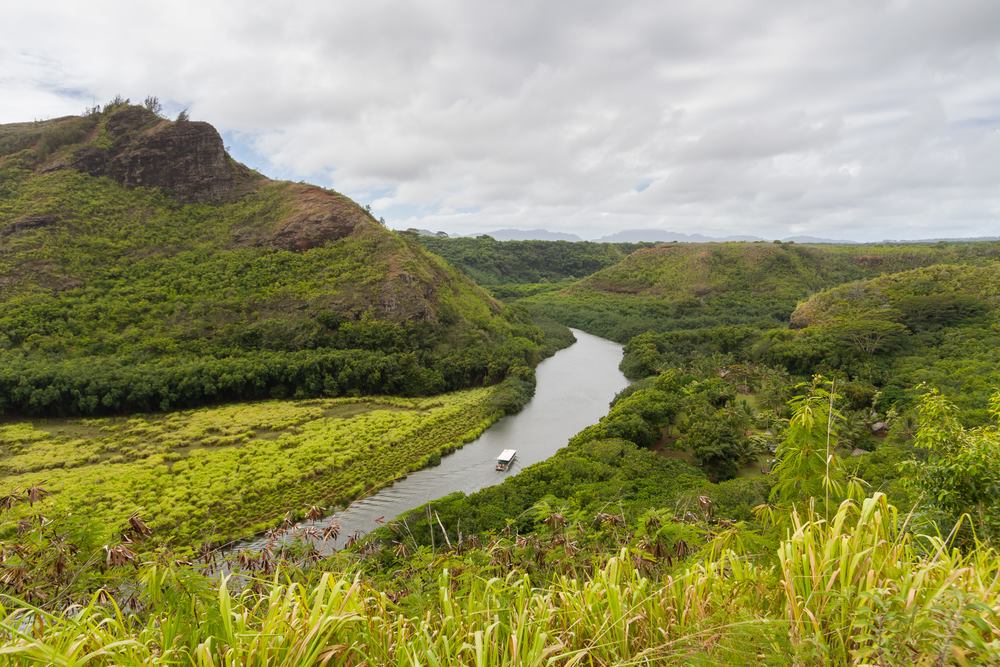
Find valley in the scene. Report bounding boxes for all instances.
[237,328,628,555]
[1,103,998,665]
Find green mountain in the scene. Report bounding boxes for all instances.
[787,263,999,329]
[0,103,546,416]
[523,240,1000,341]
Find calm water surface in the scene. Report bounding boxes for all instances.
[241,328,628,552]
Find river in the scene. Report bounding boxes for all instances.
[241,328,629,553]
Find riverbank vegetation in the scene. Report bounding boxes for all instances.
[0,344,997,665]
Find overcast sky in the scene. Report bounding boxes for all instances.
[3,1,1000,241]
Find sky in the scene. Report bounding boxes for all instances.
[3,1,1000,241]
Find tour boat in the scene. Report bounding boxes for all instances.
[495,449,517,471]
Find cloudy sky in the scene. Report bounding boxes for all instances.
[3,1,1000,241]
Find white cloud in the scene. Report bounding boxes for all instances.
[2,0,1000,241]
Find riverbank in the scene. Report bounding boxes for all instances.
[0,388,508,551]
[238,328,629,554]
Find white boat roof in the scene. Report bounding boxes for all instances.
[497,449,517,461]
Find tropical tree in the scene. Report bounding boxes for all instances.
[904,387,1000,542]
[769,376,846,515]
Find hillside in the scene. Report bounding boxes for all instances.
[409,234,648,287]
[0,103,547,416]
[524,240,1000,341]
[787,263,1000,328]
[757,262,1000,421]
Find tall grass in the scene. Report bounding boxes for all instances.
[779,494,1000,665]
[1,493,996,665]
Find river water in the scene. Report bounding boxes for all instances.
[241,328,629,553]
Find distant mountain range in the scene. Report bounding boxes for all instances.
[881,236,1000,244]
[480,228,858,244]
[781,235,859,244]
[596,229,763,243]
[595,229,863,244]
[402,226,1000,245]
[403,228,851,243]
[480,228,584,241]
[402,228,584,241]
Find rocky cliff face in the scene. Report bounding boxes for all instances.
[70,106,258,203]
[60,107,375,251]
[268,184,368,251]
[3,106,387,252]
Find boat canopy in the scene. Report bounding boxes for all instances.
[497,449,517,463]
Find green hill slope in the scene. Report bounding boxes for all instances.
[409,234,648,292]
[756,262,1000,420]
[0,103,546,416]
[524,240,1000,341]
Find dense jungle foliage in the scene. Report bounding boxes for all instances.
[756,263,1000,421]
[0,107,553,417]
[619,262,1000,424]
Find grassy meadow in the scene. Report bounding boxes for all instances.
[0,387,503,550]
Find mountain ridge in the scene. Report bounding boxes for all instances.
[480,228,584,241]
